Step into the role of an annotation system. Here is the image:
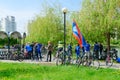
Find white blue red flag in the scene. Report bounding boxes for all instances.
[72,20,86,48]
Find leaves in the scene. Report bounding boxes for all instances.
[26,0,120,46]
[71,0,120,44]
[26,4,63,44]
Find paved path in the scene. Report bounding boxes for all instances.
[0,59,56,66]
[99,62,120,69]
[0,59,120,69]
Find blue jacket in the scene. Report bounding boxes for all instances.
[85,43,90,51]
[93,44,99,51]
[36,43,42,53]
[75,45,80,55]
[25,45,32,52]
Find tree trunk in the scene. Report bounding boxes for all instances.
[106,32,110,53]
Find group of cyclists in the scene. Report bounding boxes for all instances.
[24,40,104,63]
[75,41,104,62]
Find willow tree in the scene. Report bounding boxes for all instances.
[74,0,120,51]
[26,3,64,44]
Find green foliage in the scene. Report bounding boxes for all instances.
[26,3,64,44]
[111,39,120,45]
[0,38,8,46]
[71,0,120,45]
[0,62,120,80]
[0,38,20,48]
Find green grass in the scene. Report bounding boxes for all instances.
[0,62,120,80]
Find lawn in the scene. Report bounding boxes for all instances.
[0,62,120,80]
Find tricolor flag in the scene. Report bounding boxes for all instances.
[72,20,86,48]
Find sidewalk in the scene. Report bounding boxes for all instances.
[0,59,120,69]
[0,59,56,65]
[99,62,120,69]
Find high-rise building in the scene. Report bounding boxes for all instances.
[0,16,16,33]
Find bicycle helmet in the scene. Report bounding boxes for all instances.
[48,41,51,44]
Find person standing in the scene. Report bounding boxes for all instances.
[35,42,42,61]
[46,41,53,62]
[55,41,64,59]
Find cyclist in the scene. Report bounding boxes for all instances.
[55,41,64,58]
[75,43,81,63]
[25,42,32,59]
[67,43,72,56]
[93,42,99,59]
[99,42,103,59]
[85,41,91,58]
[66,43,72,63]
[81,46,85,58]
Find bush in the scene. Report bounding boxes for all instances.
[111,39,120,45]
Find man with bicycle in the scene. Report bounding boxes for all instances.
[55,41,64,58]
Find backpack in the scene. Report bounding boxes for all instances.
[116,57,120,63]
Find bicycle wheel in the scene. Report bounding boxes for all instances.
[65,51,72,65]
[90,58,100,69]
[65,56,71,65]
[18,53,24,62]
[56,53,63,66]
[106,56,113,67]
[56,57,63,66]
[77,57,82,67]
[81,55,89,66]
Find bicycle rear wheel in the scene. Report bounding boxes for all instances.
[106,56,113,67]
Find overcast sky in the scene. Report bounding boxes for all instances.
[0,0,82,33]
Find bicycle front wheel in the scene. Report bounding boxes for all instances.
[56,57,63,66]
[90,59,100,69]
[18,53,24,62]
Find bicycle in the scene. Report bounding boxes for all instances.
[105,51,114,67]
[76,55,82,67]
[78,51,100,69]
[65,50,74,65]
[56,50,64,66]
[89,52,100,69]
[9,50,24,62]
